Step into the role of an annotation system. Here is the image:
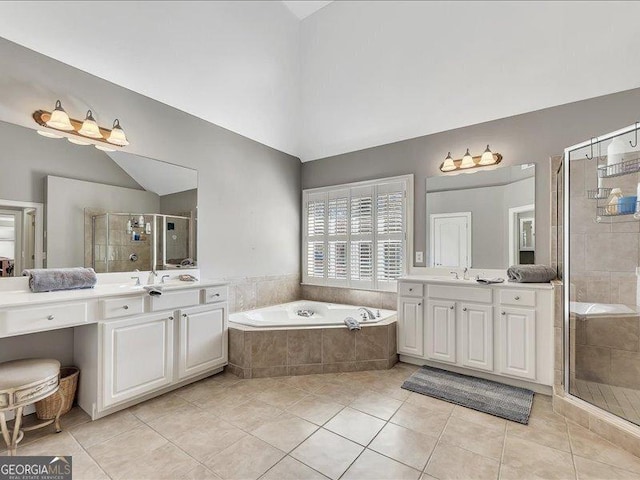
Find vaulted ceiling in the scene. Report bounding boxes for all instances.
[0,1,639,162]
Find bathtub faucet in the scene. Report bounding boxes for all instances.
[358,307,376,321]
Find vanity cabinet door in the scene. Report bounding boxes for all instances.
[101,313,174,408]
[460,303,493,372]
[397,297,424,357]
[178,304,227,379]
[426,300,456,363]
[499,307,536,380]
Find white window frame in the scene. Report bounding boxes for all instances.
[302,174,414,292]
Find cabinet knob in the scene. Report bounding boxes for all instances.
[501,311,506,315]
[449,306,454,310]
[47,315,55,321]
[182,314,188,318]
[168,316,174,321]
[514,296,520,300]
[212,293,220,297]
[409,288,413,292]
[123,305,129,310]
[418,302,421,306]
[462,307,467,312]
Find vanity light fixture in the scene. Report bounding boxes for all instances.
[45,100,74,130]
[33,101,130,151]
[106,119,129,146]
[439,147,503,173]
[460,148,475,169]
[441,152,456,172]
[78,110,102,138]
[479,145,497,165]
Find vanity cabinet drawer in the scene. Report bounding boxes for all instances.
[0,302,88,336]
[203,286,227,304]
[399,282,424,297]
[150,289,200,312]
[102,296,145,319]
[428,285,492,303]
[500,289,535,307]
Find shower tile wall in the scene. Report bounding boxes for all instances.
[569,157,638,305]
[85,210,153,273]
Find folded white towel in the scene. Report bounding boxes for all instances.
[344,317,361,331]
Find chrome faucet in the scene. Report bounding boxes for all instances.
[130,276,141,286]
[148,269,158,285]
[161,275,170,284]
[450,271,459,280]
[463,267,469,280]
[358,307,376,320]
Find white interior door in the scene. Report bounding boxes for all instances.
[430,213,471,268]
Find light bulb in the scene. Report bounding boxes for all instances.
[46,100,74,131]
[460,148,475,169]
[479,145,496,165]
[441,152,456,172]
[107,119,129,146]
[78,110,102,138]
[37,130,63,139]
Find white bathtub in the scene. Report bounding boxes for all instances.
[229,301,396,328]
[570,301,637,317]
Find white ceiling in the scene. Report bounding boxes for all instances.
[1,1,640,162]
[107,151,197,196]
[282,1,332,20]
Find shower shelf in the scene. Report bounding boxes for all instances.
[587,188,612,200]
[596,204,640,219]
[598,156,640,178]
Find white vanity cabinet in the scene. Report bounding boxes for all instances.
[397,277,554,391]
[101,312,175,408]
[178,304,227,379]
[426,300,456,364]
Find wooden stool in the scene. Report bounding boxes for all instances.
[0,359,64,456]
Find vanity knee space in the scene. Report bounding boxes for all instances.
[397,278,554,389]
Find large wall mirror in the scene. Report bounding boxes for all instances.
[0,119,197,277]
[426,163,535,269]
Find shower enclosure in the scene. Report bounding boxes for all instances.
[90,212,195,273]
[564,122,640,426]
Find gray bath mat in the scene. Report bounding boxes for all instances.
[401,366,534,424]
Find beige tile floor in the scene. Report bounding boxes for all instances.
[572,378,640,426]
[3,362,640,480]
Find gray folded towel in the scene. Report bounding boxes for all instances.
[476,277,505,285]
[344,316,361,331]
[144,285,163,296]
[23,267,97,293]
[507,265,556,283]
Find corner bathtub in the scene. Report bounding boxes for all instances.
[229,300,396,328]
[227,301,399,378]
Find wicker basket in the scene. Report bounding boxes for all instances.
[35,366,79,420]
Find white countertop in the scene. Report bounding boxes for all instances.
[0,279,227,309]
[400,275,554,290]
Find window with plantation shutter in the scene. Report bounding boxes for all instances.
[303,175,413,291]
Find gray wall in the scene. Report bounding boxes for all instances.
[302,88,640,267]
[0,37,301,279]
[0,119,143,204]
[160,189,197,216]
[46,176,160,268]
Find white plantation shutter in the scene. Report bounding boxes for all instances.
[326,190,349,285]
[376,183,406,289]
[350,186,375,289]
[303,175,411,291]
[304,193,327,282]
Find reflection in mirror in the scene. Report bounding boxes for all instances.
[426,163,535,269]
[0,114,198,277]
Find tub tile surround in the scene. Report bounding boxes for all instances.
[226,274,301,313]
[3,365,640,480]
[301,284,397,310]
[228,323,398,379]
